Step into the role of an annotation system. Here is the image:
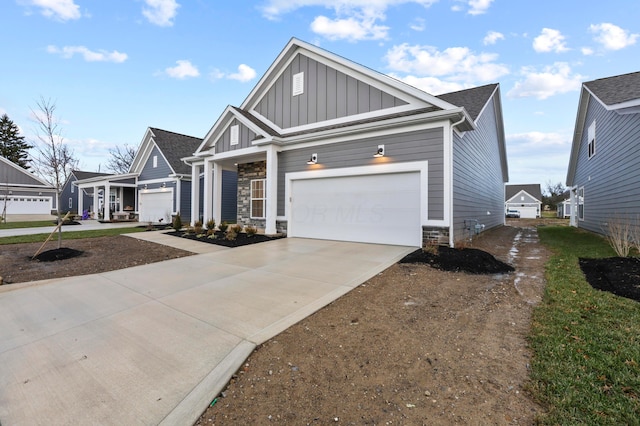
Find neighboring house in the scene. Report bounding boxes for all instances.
[74,127,237,223]
[185,38,508,247]
[60,170,114,217]
[556,190,571,218]
[505,184,542,219]
[566,71,640,233]
[0,156,57,220]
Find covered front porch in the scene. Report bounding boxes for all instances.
[74,174,138,222]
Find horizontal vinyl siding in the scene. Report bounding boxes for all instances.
[574,96,640,235]
[255,54,407,130]
[452,98,506,243]
[277,128,444,219]
[139,145,173,181]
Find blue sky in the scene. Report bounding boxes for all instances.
[1,0,638,188]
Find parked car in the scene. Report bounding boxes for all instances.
[506,209,521,218]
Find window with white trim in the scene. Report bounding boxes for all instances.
[292,72,304,96]
[578,187,584,220]
[588,120,596,159]
[69,198,73,209]
[230,124,239,146]
[71,184,74,193]
[250,179,266,219]
[153,155,158,168]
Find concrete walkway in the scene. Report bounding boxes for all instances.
[0,235,414,425]
[0,219,141,238]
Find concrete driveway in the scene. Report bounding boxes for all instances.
[0,237,414,425]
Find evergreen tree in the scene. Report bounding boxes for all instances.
[0,113,33,169]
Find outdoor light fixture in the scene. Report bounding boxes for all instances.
[144,184,148,190]
[373,145,385,157]
[307,153,318,165]
[161,182,166,188]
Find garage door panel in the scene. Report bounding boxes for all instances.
[139,191,173,223]
[290,172,421,246]
[2,196,52,215]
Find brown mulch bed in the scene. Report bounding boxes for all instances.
[400,246,515,274]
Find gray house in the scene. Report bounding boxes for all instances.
[0,156,57,221]
[60,170,113,217]
[566,71,640,234]
[74,127,237,223]
[505,184,542,219]
[185,38,508,247]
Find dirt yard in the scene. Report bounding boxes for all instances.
[1,224,551,424]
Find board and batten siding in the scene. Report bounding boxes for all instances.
[452,98,506,242]
[179,180,192,220]
[215,119,258,153]
[254,53,408,130]
[139,145,173,181]
[0,162,46,186]
[277,128,444,220]
[573,95,640,235]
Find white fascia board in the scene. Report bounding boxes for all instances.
[137,177,177,185]
[198,107,274,155]
[129,128,155,173]
[209,146,267,162]
[566,87,591,186]
[584,85,640,112]
[74,173,139,188]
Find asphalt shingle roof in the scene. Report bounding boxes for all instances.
[584,71,640,106]
[72,170,113,180]
[505,184,542,201]
[149,128,202,175]
[437,84,498,121]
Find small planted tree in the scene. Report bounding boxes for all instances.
[172,213,183,231]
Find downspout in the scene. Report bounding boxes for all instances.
[448,114,467,248]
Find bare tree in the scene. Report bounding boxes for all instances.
[30,97,79,248]
[106,144,136,173]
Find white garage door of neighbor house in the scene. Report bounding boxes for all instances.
[2,196,52,215]
[139,191,173,223]
[518,206,538,219]
[289,172,422,246]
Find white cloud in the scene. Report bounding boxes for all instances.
[260,0,437,41]
[164,60,200,79]
[311,14,389,41]
[142,0,180,27]
[483,31,504,45]
[384,43,509,87]
[507,62,584,100]
[581,47,594,56]
[47,45,128,63]
[467,0,494,15]
[533,28,569,53]
[506,131,572,185]
[410,17,425,32]
[228,64,257,82]
[210,64,257,83]
[26,0,81,21]
[589,23,639,50]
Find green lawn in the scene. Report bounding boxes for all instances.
[0,227,148,245]
[0,220,56,229]
[531,226,640,424]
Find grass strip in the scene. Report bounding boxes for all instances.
[532,226,640,425]
[0,220,57,229]
[0,227,147,245]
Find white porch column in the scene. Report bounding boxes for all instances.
[203,159,213,224]
[569,187,577,227]
[191,163,201,225]
[104,183,111,221]
[92,186,99,218]
[77,187,83,217]
[265,144,278,235]
[175,178,181,219]
[212,162,223,226]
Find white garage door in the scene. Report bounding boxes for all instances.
[2,196,52,215]
[289,172,422,246]
[518,206,538,219]
[139,191,173,223]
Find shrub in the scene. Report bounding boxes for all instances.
[183,225,195,235]
[225,229,237,241]
[205,218,216,231]
[422,242,439,255]
[605,216,633,257]
[194,220,203,234]
[218,221,228,232]
[173,213,183,232]
[206,228,215,237]
[230,224,243,234]
[245,225,257,237]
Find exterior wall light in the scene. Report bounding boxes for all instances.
[374,145,385,157]
[307,153,318,165]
